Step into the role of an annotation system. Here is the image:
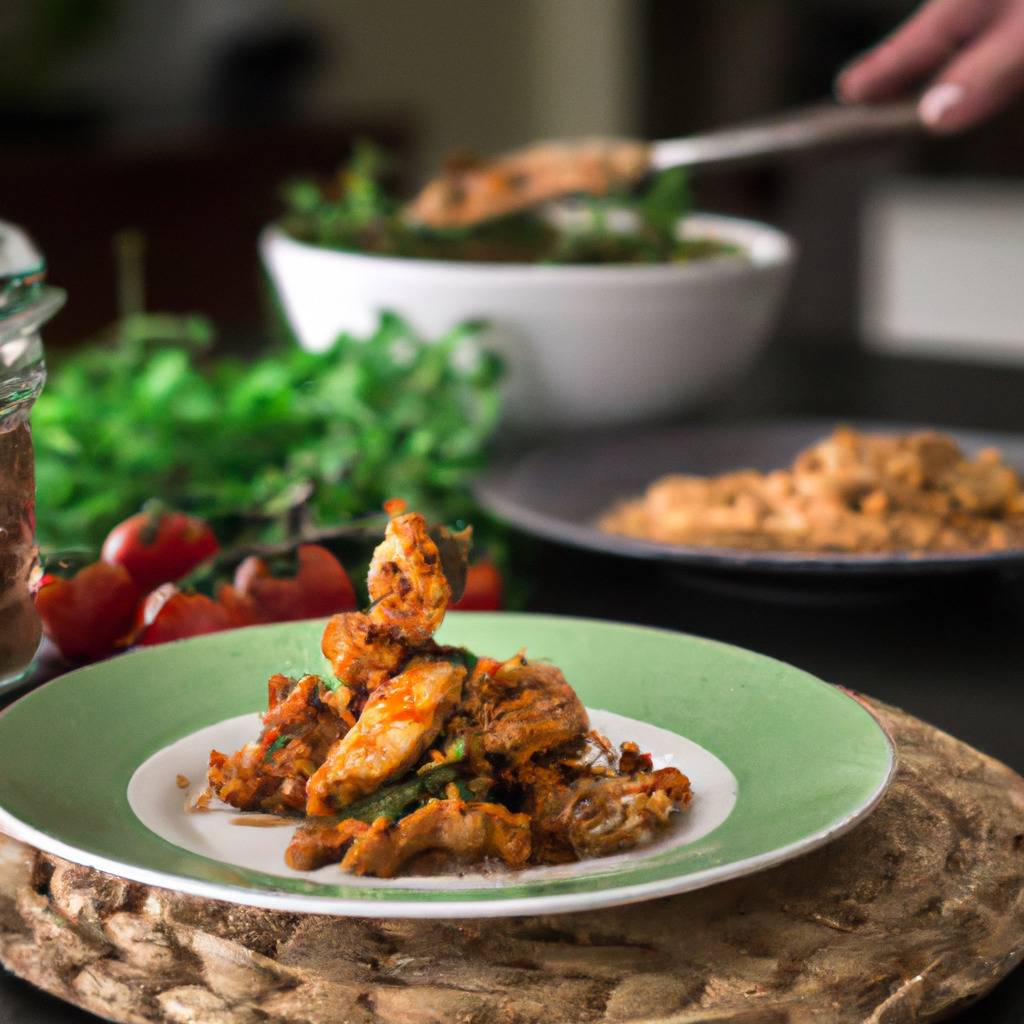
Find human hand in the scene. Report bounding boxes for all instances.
[836,0,1024,133]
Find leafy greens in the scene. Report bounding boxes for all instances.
[33,312,502,553]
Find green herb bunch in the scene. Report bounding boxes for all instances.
[33,312,502,552]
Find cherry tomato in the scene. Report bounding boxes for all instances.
[220,544,357,624]
[102,505,219,592]
[134,584,232,646]
[216,581,264,627]
[449,558,503,611]
[35,562,141,662]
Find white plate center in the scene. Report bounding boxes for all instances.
[127,709,738,891]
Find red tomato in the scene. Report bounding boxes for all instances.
[35,562,141,662]
[102,506,219,592]
[215,581,264,627]
[221,544,357,624]
[449,558,503,611]
[134,584,232,646]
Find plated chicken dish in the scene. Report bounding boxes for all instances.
[600,427,1024,555]
[201,501,691,878]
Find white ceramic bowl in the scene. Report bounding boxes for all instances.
[260,213,795,432]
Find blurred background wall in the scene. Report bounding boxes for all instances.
[291,0,642,175]
[2,0,1023,359]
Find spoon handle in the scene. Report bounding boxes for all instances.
[650,100,922,173]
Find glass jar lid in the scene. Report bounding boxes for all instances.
[0,221,64,342]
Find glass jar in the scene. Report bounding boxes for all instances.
[0,222,64,686]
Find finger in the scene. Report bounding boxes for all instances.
[919,4,1024,131]
[837,0,994,102]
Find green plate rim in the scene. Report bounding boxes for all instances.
[0,613,894,918]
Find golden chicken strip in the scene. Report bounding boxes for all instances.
[340,799,532,877]
[305,657,466,816]
[366,503,451,644]
[405,138,650,229]
[321,501,463,691]
[320,611,407,692]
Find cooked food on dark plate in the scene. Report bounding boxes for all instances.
[601,427,1024,555]
[200,501,691,878]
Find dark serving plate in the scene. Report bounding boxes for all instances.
[476,419,1024,579]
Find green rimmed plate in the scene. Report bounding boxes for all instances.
[0,614,893,918]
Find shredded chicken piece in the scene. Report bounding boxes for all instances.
[528,767,692,863]
[285,818,370,872]
[206,674,348,814]
[405,137,651,229]
[601,428,1024,554]
[339,799,532,877]
[455,653,590,769]
[305,657,466,816]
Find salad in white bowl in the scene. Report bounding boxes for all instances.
[262,145,794,432]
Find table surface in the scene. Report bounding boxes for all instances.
[3,344,1023,1022]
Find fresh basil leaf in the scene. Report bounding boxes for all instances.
[338,762,460,824]
[263,734,293,762]
[451,649,478,675]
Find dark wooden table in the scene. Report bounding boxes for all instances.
[3,344,1023,1022]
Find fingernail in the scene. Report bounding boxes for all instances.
[833,67,860,103]
[919,82,965,127]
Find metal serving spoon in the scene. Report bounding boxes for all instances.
[404,99,922,230]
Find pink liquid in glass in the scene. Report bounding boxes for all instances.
[0,416,41,680]
[0,232,62,685]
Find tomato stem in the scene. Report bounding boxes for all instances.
[139,498,170,545]
[176,514,388,590]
